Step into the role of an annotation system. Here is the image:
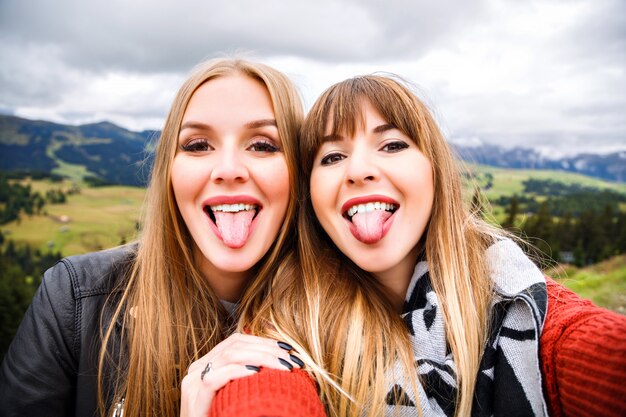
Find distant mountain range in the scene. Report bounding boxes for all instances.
[453,144,626,183]
[0,115,624,184]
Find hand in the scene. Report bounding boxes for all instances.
[180,332,302,417]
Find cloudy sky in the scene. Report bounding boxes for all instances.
[1,0,624,156]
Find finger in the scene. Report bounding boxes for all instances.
[186,333,248,373]
[222,332,297,353]
[215,347,300,371]
[187,334,299,374]
[201,363,260,391]
[187,333,278,372]
[187,333,248,373]
[225,339,298,364]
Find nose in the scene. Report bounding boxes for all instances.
[345,148,379,185]
[210,147,249,184]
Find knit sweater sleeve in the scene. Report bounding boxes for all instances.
[541,277,626,417]
[208,368,327,417]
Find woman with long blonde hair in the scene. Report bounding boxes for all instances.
[236,74,626,417]
[0,58,325,417]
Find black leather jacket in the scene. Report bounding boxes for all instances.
[0,245,135,417]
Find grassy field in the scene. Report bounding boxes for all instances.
[462,164,626,222]
[467,164,626,196]
[46,139,98,182]
[548,255,626,314]
[2,179,144,256]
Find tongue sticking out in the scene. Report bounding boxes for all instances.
[213,210,256,248]
[351,210,392,244]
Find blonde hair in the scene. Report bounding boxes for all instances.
[97,58,303,417]
[247,75,499,417]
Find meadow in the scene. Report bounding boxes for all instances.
[2,178,144,256]
[549,255,626,314]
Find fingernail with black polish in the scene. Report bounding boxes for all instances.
[277,341,293,351]
[245,365,260,372]
[278,357,293,370]
[289,354,304,367]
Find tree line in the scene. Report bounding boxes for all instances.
[474,178,626,266]
[0,173,78,224]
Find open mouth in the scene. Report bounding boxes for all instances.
[341,200,398,244]
[343,202,397,221]
[204,203,260,223]
[204,203,261,248]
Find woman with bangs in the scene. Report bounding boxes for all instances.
[0,59,324,417]
[232,74,626,417]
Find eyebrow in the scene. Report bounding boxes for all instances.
[322,123,397,142]
[244,119,277,129]
[372,123,397,134]
[179,119,277,132]
[180,121,212,131]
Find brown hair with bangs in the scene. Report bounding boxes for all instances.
[247,74,500,417]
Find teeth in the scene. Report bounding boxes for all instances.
[346,202,396,217]
[210,203,257,213]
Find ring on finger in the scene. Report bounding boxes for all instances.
[200,362,213,381]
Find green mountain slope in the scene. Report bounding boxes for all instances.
[0,115,157,186]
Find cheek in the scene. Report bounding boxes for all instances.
[260,158,290,211]
[170,157,188,202]
[309,169,336,229]
[408,160,434,215]
[309,170,325,215]
[170,157,202,204]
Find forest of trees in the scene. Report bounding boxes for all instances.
[0,172,78,224]
[0,173,70,356]
[474,179,626,266]
[0,236,61,355]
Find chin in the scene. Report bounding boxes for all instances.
[195,243,260,275]
[211,251,261,273]
[216,262,256,274]
[347,248,409,276]
[348,255,389,274]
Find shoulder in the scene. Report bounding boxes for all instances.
[47,243,137,300]
[541,277,626,416]
[542,277,624,335]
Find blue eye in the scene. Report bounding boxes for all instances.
[381,141,409,153]
[248,139,280,153]
[320,152,345,166]
[181,138,212,152]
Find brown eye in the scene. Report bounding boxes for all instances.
[320,152,345,166]
[181,138,212,152]
[248,138,280,153]
[381,141,409,153]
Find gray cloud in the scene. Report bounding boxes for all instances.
[553,0,626,68]
[0,0,624,154]
[0,0,487,72]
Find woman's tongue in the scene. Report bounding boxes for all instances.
[350,210,392,244]
[213,210,256,248]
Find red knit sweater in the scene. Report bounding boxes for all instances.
[540,278,626,417]
[210,279,626,417]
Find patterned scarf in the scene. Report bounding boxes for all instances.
[385,240,549,416]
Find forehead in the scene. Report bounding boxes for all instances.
[183,74,274,121]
